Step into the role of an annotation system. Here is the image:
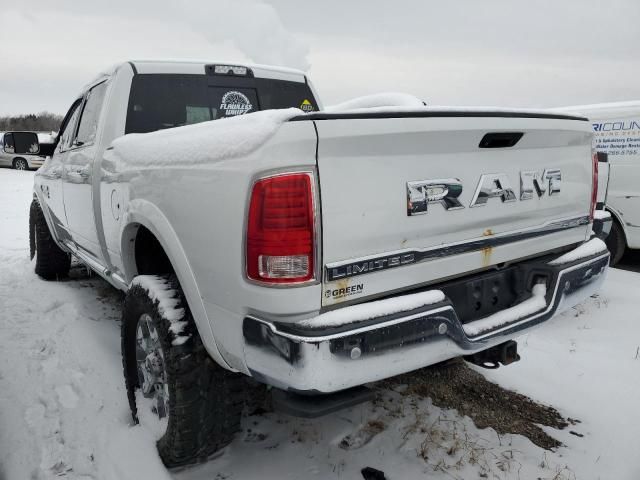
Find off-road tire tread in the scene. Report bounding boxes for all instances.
[30,199,71,279]
[121,274,244,468]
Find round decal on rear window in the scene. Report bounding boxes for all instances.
[220,91,253,116]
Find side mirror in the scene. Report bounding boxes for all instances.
[5,132,40,155]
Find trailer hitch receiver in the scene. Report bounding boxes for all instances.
[464,340,520,369]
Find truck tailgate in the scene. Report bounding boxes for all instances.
[313,111,593,306]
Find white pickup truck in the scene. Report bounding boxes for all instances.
[31,60,611,467]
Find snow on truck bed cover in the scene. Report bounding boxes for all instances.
[112,108,302,168]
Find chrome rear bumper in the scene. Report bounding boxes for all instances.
[243,244,609,393]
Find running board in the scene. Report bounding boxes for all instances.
[62,240,128,290]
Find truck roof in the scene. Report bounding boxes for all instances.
[87,60,308,89]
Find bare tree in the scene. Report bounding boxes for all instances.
[0,112,63,132]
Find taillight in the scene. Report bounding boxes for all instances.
[246,172,316,284]
[590,151,599,222]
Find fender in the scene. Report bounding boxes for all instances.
[120,198,234,371]
[605,205,628,241]
[607,203,640,249]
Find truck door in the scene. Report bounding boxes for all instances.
[38,99,83,242]
[62,81,108,260]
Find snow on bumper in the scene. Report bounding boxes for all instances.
[243,244,609,393]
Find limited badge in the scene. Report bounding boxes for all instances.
[220,91,253,116]
[300,99,314,112]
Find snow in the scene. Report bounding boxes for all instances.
[324,92,426,112]
[1,169,639,479]
[37,132,56,144]
[300,289,445,329]
[549,237,608,265]
[131,275,190,345]
[463,283,548,337]
[111,108,301,169]
[594,209,611,221]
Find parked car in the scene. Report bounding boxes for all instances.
[30,60,611,467]
[556,102,640,264]
[0,131,50,170]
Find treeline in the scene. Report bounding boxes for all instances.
[0,112,63,132]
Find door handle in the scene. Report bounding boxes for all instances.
[65,165,91,181]
[65,166,90,179]
[48,166,62,179]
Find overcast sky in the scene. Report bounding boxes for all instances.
[1,0,639,116]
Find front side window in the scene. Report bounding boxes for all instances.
[58,102,82,151]
[76,82,108,146]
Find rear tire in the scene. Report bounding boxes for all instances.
[30,200,71,279]
[605,219,626,266]
[121,274,245,468]
[13,158,28,170]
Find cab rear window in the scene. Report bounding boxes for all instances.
[125,74,318,134]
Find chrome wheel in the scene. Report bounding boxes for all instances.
[136,313,169,418]
[15,159,27,170]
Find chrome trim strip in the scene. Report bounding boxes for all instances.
[325,215,590,281]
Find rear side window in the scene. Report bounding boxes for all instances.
[125,74,318,134]
[126,75,211,134]
[76,82,108,146]
[255,78,318,112]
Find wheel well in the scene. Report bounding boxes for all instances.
[606,208,626,235]
[133,225,174,276]
[13,157,26,167]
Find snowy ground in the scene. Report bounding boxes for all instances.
[1,168,639,480]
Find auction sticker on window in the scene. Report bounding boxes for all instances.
[300,99,315,112]
[220,91,253,116]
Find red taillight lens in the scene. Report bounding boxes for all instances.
[590,151,599,222]
[246,173,316,284]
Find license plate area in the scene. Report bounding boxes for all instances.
[440,267,522,324]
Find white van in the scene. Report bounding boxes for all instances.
[557,102,640,264]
